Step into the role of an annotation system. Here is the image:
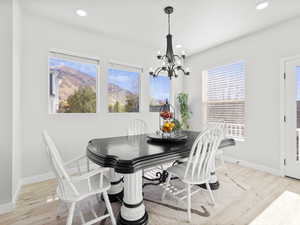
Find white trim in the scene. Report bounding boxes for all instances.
[223,156,281,176]
[49,48,101,62]
[22,171,56,186]
[0,202,15,215]
[22,167,80,185]
[12,180,22,204]
[109,60,144,72]
[279,55,300,177]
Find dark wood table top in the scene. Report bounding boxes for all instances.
[87,130,235,174]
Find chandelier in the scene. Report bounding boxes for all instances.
[149,6,190,79]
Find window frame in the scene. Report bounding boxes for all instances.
[202,60,246,141]
[107,61,142,114]
[47,50,100,116]
[149,74,172,113]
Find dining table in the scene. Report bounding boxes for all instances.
[86,130,235,225]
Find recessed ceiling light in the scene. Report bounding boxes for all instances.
[176,44,182,48]
[256,1,269,10]
[76,9,87,17]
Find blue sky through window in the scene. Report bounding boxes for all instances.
[108,68,139,94]
[150,76,171,101]
[49,57,97,77]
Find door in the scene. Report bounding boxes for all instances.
[285,58,300,179]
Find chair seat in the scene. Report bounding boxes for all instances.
[167,162,209,184]
[58,175,110,202]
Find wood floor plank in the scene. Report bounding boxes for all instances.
[1,163,300,225]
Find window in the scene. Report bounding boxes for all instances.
[149,76,171,112]
[203,61,245,139]
[297,67,300,129]
[108,63,141,113]
[48,52,99,114]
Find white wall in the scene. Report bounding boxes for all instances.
[21,12,183,179]
[185,17,300,173]
[0,0,13,205]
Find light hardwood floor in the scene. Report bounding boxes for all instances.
[1,162,300,225]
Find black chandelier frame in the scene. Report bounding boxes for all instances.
[150,6,190,79]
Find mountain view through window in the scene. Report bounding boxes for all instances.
[49,53,98,113]
[108,66,140,113]
[297,67,300,128]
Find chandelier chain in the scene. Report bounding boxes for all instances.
[168,14,171,34]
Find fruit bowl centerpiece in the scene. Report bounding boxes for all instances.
[147,100,187,142]
[159,100,175,136]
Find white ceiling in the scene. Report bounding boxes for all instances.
[21,0,300,55]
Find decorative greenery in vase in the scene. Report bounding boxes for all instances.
[177,93,192,130]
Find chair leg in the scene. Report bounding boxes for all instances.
[103,191,116,225]
[220,152,229,172]
[205,182,215,206]
[162,173,172,200]
[56,201,67,219]
[160,164,164,171]
[66,202,76,225]
[186,183,191,222]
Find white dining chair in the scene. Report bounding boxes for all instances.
[42,131,116,225]
[202,121,227,169]
[212,122,227,170]
[127,119,148,136]
[127,119,166,182]
[162,126,224,222]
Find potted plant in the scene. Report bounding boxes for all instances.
[177,93,192,130]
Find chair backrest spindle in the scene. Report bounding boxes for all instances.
[184,125,223,182]
[42,131,80,197]
[127,119,148,136]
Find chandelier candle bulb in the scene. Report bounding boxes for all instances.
[256,0,269,10]
[149,67,154,75]
[185,67,190,75]
[157,51,162,59]
[75,9,87,17]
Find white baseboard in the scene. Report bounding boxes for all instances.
[21,171,56,186]
[1,165,97,215]
[223,156,281,176]
[12,180,22,204]
[0,202,15,215]
[0,181,22,215]
[21,165,90,186]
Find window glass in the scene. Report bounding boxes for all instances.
[204,61,245,139]
[149,76,171,112]
[49,52,98,114]
[108,64,141,113]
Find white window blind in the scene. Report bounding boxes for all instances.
[203,61,245,139]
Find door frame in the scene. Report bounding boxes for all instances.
[280,55,300,177]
